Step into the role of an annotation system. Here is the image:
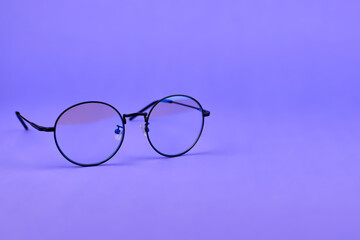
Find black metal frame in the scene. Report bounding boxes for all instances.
[144,95,208,158]
[53,101,126,166]
[15,94,210,167]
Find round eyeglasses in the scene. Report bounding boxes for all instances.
[15,95,210,166]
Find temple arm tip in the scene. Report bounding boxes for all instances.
[203,110,210,117]
[15,111,29,130]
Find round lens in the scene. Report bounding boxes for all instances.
[54,102,125,166]
[147,95,204,156]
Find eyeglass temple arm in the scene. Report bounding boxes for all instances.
[129,99,210,121]
[15,112,55,132]
[162,99,211,117]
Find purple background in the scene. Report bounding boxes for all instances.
[1,0,360,239]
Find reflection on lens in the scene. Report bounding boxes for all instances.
[147,95,204,156]
[54,102,124,166]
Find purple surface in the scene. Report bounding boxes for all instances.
[1,0,360,239]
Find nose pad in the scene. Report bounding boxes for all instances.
[114,125,123,140]
[139,122,149,137]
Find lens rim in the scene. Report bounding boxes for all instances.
[53,101,125,167]
[146,94,205,157]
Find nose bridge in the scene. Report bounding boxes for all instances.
[122,112,147,124]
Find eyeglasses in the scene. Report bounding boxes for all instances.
[15,94,210,166]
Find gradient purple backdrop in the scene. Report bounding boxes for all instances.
[1,1,360,239]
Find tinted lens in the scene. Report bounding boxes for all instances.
[147,96,204,156]
[54,102,124,166]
